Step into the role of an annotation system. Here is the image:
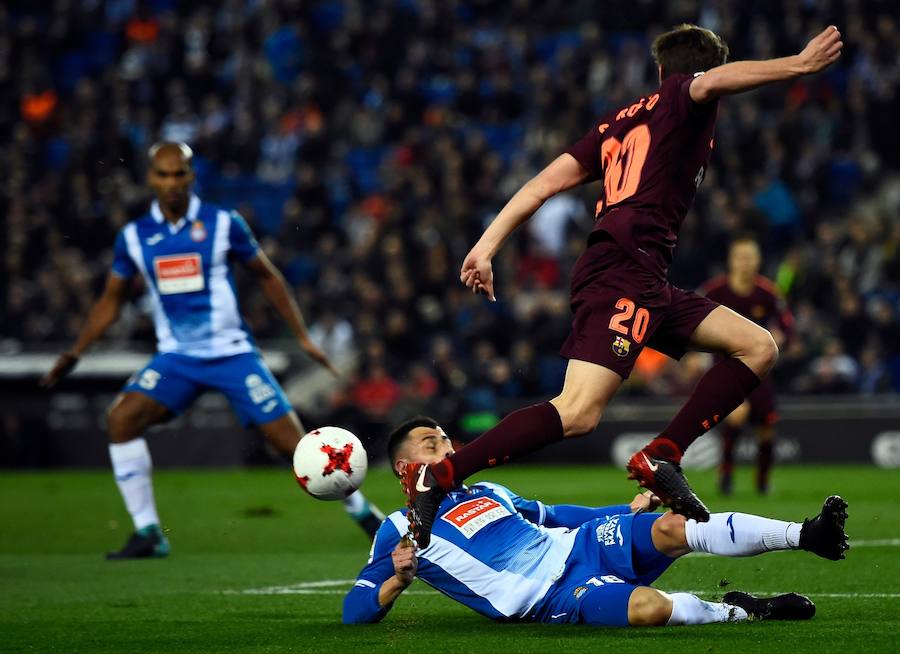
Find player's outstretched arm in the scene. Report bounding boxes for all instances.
[40,273,129,388]
[379,537,417,605]
[461,153,590,301]
[690,25,842,103]
[245,252,338,377]
[343,527,413,624]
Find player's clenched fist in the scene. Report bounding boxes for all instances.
[798,26,842,74]
[392,538,418,587]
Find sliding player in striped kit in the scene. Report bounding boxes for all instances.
[344,417,848,627]
[42,142,383,558]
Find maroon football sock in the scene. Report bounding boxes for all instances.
[646,357,760,462]
[435,402,565,488]
[756,439,773,492]
[720,424,740,476]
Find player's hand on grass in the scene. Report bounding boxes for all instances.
[630,491,662,514]
[298,337,340,378]
[460,248,496,302]
[40,351,80,388]
[392,537,418,587]
[798,26,842,74]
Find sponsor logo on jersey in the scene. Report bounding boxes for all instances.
[596,514,623,547]
[441,497,511,539]
[153,253,204,295]
[612,336,631,357]
[190,220,207,242]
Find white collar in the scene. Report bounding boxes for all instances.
[150,194,201,232]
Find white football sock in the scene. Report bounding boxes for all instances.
[685,512,802,557]
[109,438,160,530]
[343,490,384,520]
[666,593,749,625]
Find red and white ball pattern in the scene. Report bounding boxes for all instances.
[293,426,368,500]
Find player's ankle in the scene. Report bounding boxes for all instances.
[644,437,683,463]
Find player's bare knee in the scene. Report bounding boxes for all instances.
[552,400,601,438]
[748,330,778,373]
[628,587,672,626]
[106,404,138,443]
[652,513,689,556]
[567,411,601,438]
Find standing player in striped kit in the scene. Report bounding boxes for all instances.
[699,235,794,495]
[42,142,383,558]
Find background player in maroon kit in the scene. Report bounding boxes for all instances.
[404,24,843,547]
[700,235,795,496]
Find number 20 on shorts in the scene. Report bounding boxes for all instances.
[608,298,650,343]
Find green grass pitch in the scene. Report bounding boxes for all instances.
[1,465,897,653]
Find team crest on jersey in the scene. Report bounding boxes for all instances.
[441,497,511,539]
[190,220,207,242]
[153,253,204,295]
[612,336,631,357]
[596,515,623,547]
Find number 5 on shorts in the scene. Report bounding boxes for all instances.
[608,298,650,343]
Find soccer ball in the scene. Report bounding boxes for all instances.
[293,426,368,500]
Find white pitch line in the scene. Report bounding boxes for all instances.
[226,538,900,597]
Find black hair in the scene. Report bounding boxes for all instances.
[386,416,440,476]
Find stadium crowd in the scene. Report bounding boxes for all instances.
[1,0,898,437]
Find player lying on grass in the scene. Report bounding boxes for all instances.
[344,417,849,627]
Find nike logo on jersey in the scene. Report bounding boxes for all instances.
[642,453,659,472]
[415,466,432,493]
[146,233,164,246]
[551,613,568,619]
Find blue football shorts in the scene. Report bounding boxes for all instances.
[533,513,676,627]
[123,351,292,426]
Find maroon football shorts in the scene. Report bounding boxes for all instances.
[746,377,778,426]
[560,237,718,379]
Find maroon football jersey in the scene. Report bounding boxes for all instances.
[567,73,718,278]
[700,274,795,341]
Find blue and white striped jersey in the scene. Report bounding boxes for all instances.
[343,482,632,624]
[111,195,260,359]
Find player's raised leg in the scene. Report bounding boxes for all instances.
[105,391,172,560]
[650,496,849,561]
[628,306,776,519]
[403,359,621,547]
[648,305,777,457]
[252,399,385,539]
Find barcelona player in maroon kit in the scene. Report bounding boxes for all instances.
[700,235,795,496]
[403,24,843,547]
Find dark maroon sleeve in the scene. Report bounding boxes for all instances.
[565,125,602,182]
[668,73,717,120]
